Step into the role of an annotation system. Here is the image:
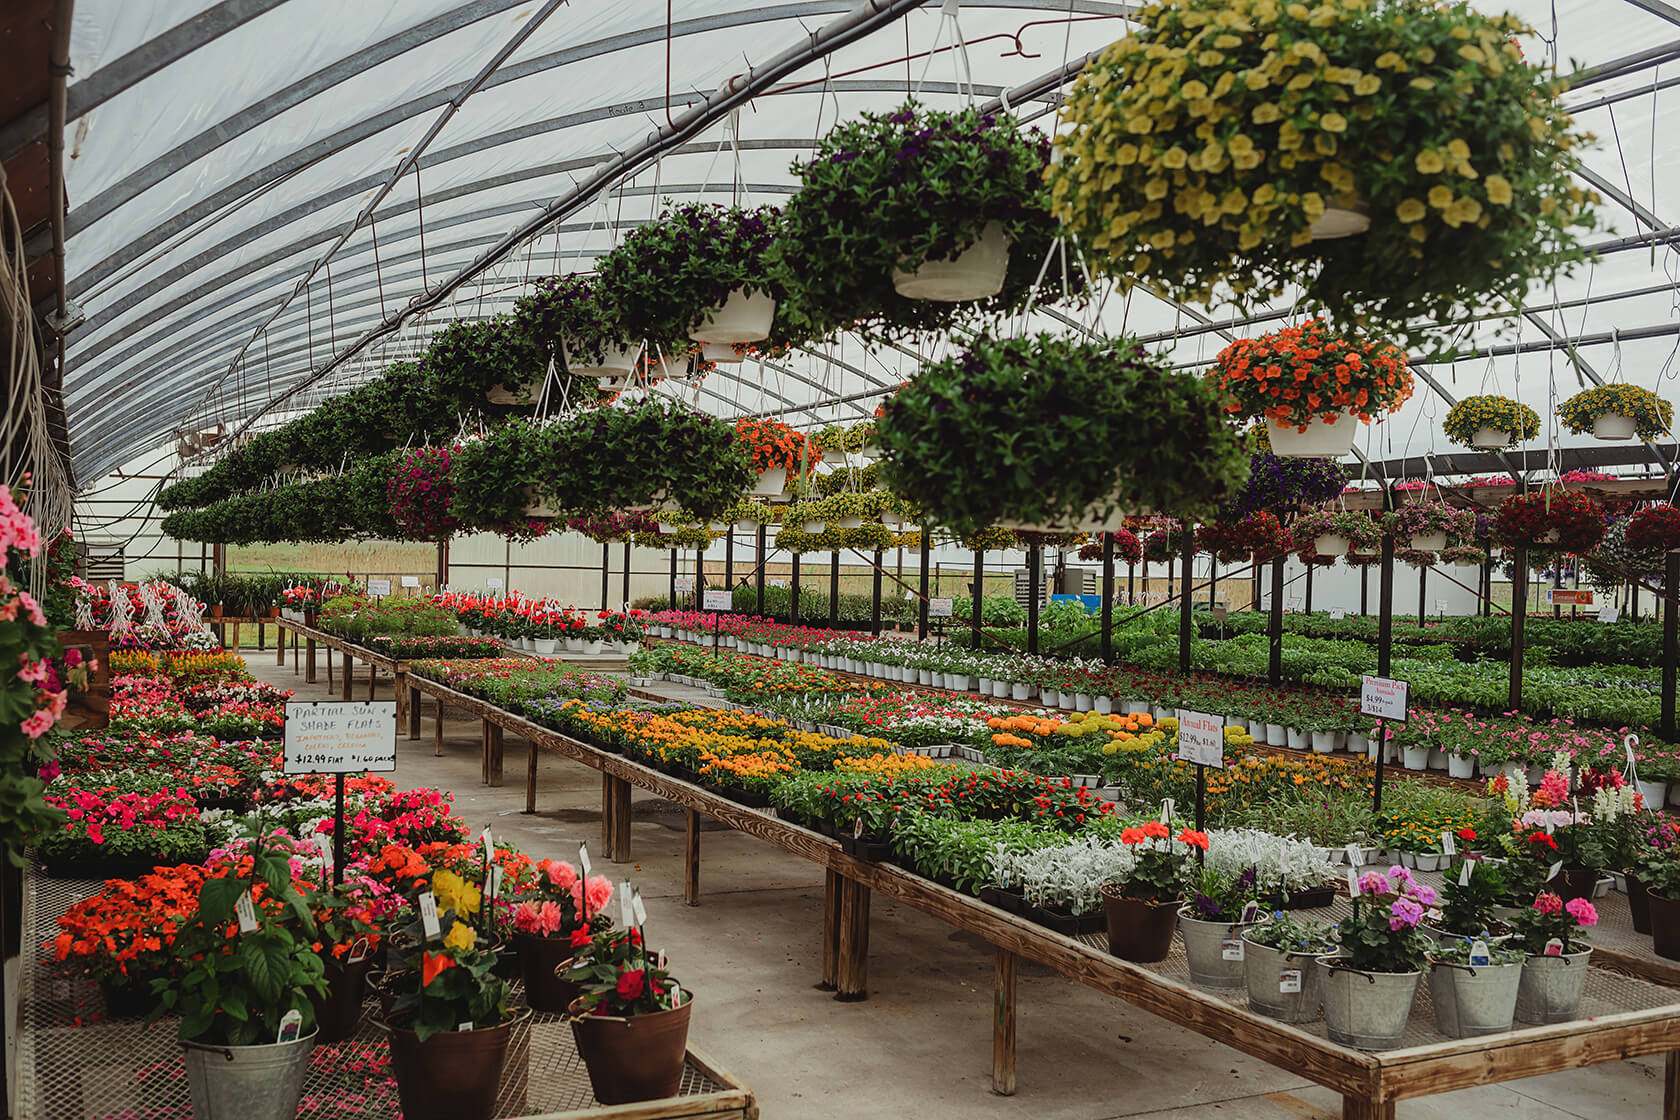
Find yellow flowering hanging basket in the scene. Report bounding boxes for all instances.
[1047,0,1597,350]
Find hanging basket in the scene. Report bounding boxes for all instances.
[519,486,560,518]
[822,449,849,466]
[487,381,540,406]
[1472,426,1516,449]
[1407,532,1448,552]
[836,515,863,529]
[564,339,643,379]
[690,288,776,344]
[1307,200,1371,241]
[700,342,744,364]
[1314,533,1351,558]
[747,467,788,499]
[890,221,1010,302]
[1592,413,1638,441]
[1265,410,1360,458]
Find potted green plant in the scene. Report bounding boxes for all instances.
[1243,914,1334,1023]
[1558,384,1674,442]
[1427,936,1525,1039]
[1048,0,1596,351]
[383,868,527,1120]
[1181,865,1264,988]
[1321,867,1434,1049]
[1510,891,1597,1023]
[772,100,1065,341]
[877,333,1249,533]
[1443,395,1541,450]
[424,316,551,406]
[1292,508,1380,558]
[1493,489,1606,553]
[146,834,329,1120]
[1100,822,1208,962]
[564,926,693,1105]
[515,273,644,378]
[1207,321,1412,457]
[597,202,782,349]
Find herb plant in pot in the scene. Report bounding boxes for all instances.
[597,202,783,347]
[146,834,329,1120]
[383,869,526,1120]
[876,334,1249,534]
[1510,892,1597,1024]
[509,858,614,1012]
[1443,395,1541,450]
[1243,914,1334,1023]
[772,100,1066,341]
[1181,865,1264,988]
[1426,937,1525,1039]
[516,273,644,378]
[1321,866,1433,1049]
[1100,822,1208,963]
[1207,322,1412,457]
[1048,0,1596,353]
[565,927,693,1105]
[1292,508,1380,559]
[1558,384,1673,442]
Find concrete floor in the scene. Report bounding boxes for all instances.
[247,648,1665,1120]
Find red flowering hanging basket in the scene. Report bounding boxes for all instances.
[1196,512,1286,564]
[1492,490,1605,553]
[1077,529,1143,565]
[1627,504,1680,553]
[387,447,458,541]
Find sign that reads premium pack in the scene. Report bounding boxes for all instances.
[284,701,397,774]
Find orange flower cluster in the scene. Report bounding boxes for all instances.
[51,865,209,981]
[1209,320,1413,430]
[735,416,818,475]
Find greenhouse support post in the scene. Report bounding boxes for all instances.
[1510,546,1529,712]
[695,547,705,605]
[972,549,984,650]
[1100,535,1114,664]
[1417,565,1427,628]
[1027,546,1040,655]
[829,552,840,628]
[725,530,734,590]
[917,535,932,640]
[1268,555,1284,687]
[668,550,676,607]
[1304,564,1312,614]
[871,551,883,636]
[1210,560,1220,611]
[621,541,630,609]
[1179,524,1194,675]
[600,541,609,610]
[756,524,767,615]
[1377,533,1395,678]
[791,554,801,626]
[1128,562,1136,609]
[1664,551,1678,739]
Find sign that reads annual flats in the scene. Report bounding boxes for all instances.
[284,701,397,774]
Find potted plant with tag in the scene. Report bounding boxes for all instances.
[515,273,644,379]
[507,858,614,1013]
[1100,822,1208,962]
[1558,383,1673,442]
[1242,914,1333,1023]
[1511,891,1597,1023]
[1207,321,1412,457]
[1443,395,1541,450]
[1493,490,1606,553]
[146,834,329,1120]
[1181,865,1265,988]
[1427,936,1525,1038]
[306,872,388,1043]
[1321,865,1434,1049]
[382,868,526,1120]
[565,926,693,1104]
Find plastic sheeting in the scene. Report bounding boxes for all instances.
[58,0,1680,485]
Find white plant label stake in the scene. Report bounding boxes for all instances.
[578,842,592,877]
[235,891,258,934]
[1544,937,1564,957]
[1470,939,1491,967]
[1441,831,1456,857]
[277,1009,303,1044]
[1279,970,1302,994]
[1459,861,1474,887]
[418,891,441,940]
[1221,937,1244,962]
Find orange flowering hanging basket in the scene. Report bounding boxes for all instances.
[734,418,817,476]
[1208,321,1414,440]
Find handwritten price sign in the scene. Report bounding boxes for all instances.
[284,701,397,774]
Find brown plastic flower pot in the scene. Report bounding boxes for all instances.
[385,1008,529,1120]
[1648,891,1680,961]
[310,953,373,1043]
[568,996,693,1105]
[1101,888,1180,963]
[512,934,582,1014]
[1627,872,1652,935]
[1548,868,1599,903]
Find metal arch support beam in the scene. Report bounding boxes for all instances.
[1620,0,1680,28]
[0,0,290,159]
[1574,165,1666,233]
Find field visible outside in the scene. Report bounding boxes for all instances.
[227,541,439,578]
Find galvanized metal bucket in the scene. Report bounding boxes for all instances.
[1428,960,1521,1038]
[1242,936,1324,1023]
[1515,950,1591,1024]
[182,1030,317,1120]
[1179,912,1261,988]
[1319,957,1421,1050]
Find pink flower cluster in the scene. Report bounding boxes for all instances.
[48,786,198,845]
[1356,865,1438,932]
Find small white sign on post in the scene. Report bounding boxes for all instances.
[929,597,954,618]
[1175,710,1225,769]
[1329,608,1346,621]
[702,589,732,612]
[284,701,397,773]
[1435,599,1448,614]
[1285,596,1302,612]
[674,577,696,593]
[1598,607,1620,624]
[487,577,504,590]
[401,575,422,589]
[769,579,787,588]
[366,578,392,598]
[1360,676,1409,723]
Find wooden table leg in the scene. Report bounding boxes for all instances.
[324,642,333,687]
[819,869,840,991]
[993,947,1017,1096]
[481,718,492,784]
[306,638,317,684]
[275,626,285,666]
[487,724,504,787]
[835,878,870,1001]
[1665,1051,1680,1120]
[1341,1097,1394,1120]
[258,622,265,651]
[684,809,701,906]
[608,775,632,862]
[293,630,300,673]
[524,740,538,814]
[408,684,422,741]
[434,699,445,757]
[367,661,376,701]
[341,650,353,701]
[601,774,616,854]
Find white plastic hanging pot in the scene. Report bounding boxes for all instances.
[1472,426,1515,450]
[747,467,788,498]
[1314,533,1350,558]
[733,520,757,533]
[519,486,560,518]
[802,520,825,534]
[487,381,540,405]
[822,449,849,466]
[1593,413,1637,441]
[859,442,881,460]
[891,221,1011,302]
[658,523,678,536]
[837,515,863,529]
[879,511,901,528]
[1540,528,1562,545]
[1308,199,1371,240]
[700,342,744,364]
[563,339,643,379]
[1266,410,1360,458]
[690,287,776,344]
[1407,532,1448,551]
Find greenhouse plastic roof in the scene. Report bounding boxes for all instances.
[55,0,1680,486]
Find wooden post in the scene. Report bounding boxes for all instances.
[1341,1098,1394,1120]
[820,869,841,991]
[1268,553,1284,686]
[1662,1049,1679,1120]
[393,673,407,732]
[434,697,445,756]
[1663,552,1679,740]
[340,650,353,701]
[1510,545,1528,712]
[257,621,264,651]
[1100,535,1114,664]
[524,738,539,814]
[408,683,421,740]
[835,877,870,1000]
[605,775,632,861]
[320,639,329,687]
[480,718,492,784]
[293,628,300,673]
[275,625,286,666]
[684,808,701,906]
[602,774,615,854]
[486,723,504,787]
[992,947,1017,1096]
[1180,523,1195,675]
[366,659,376,701]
